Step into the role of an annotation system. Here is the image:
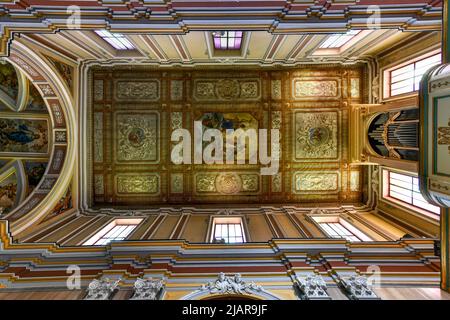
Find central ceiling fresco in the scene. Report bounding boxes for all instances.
[86,66,364,208]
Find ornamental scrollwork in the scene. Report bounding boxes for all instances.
[130,278,164,300]
[200,273,262,295]
[340,275,379,300]
[296,274,330,300]
[84,277,120,300]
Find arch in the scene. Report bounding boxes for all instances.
[2,41,77,236]
[180,288,282,301]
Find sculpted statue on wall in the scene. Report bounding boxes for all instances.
[201,273,262,295]
[84,278,120,300]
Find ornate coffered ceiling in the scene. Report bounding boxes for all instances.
[82,65,364,211]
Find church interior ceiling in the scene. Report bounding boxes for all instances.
[87,66,364,208]
[0,59,73,217]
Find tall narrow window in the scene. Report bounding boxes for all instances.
[319,30,361,49]
[389,53,441,97]
[94,30,135,50]
[212,31,243,50]
[211,217,245,244]
[384,170,440,215]
[83,219,142,246]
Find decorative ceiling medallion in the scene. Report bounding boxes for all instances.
[215,173,242,195]
[294,110,339,161]
[308,127,330,147]
[216,79,240,100]
[115,112,159,163]
[127,127,146,148]
[193,78,260,101]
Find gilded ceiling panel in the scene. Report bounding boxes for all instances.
[86,66,364,208]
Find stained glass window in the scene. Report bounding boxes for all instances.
[212,31,243,50]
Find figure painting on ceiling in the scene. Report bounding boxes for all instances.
[0,118,48,154]
[200,112,259,161]
[41,187,73,223]
[0,61,19,100]
[201,112,258,132]
[25,161,47,194]
[0,173,18,215]
[26,84,48,112]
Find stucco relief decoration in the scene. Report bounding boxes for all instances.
[9,56,39,78]
[294,172,338,193]
[94,112,103,163]
[271,80,282,100]
[350,171,360,192]
[130,278,164,300]
[296,274,330,300]
[293,79,339,99]
[350,78,360,98]
[171,112,183,130]
[50,103,64,126]
[116,175,159,194]
[94,80,104,101]
[194,78,260,101]
[201,273,262,295]
[115,80,160,101]
[438,118,450,154]
[196,173,259,195]
[196,174,217,193]
[94,174,104,195]
[116,113,158,162]
[171,173,183,194]
[170,80,183,101]
[54,131,67,143]
[51,149,65,172]
[340,275,379,300]
[84,278,120,300]
[272,173,282,193]
[38,84,55,97]
[271,111,282,130]
[215,173,242,195]
[294,111,338,160]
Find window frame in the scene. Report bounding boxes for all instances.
[83,218,142,246]
[94,30,136,50]
[209,216,247,244]
[319,30,361,49]
[382,168,440,219]
[312,30,372,56]
[312,216,372,242]
[212,31,244,50]
[382,49,441,100]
